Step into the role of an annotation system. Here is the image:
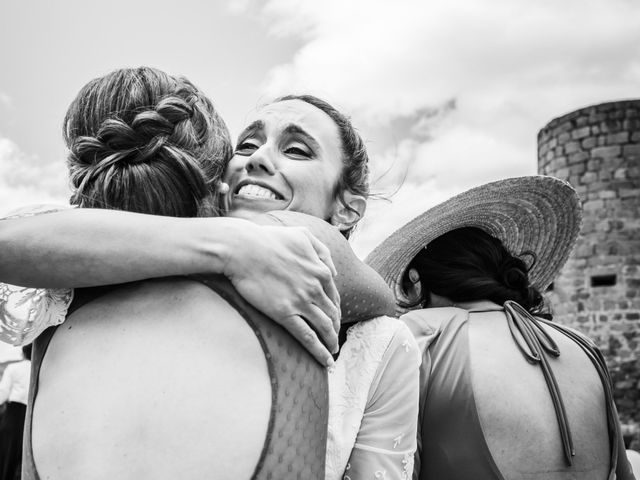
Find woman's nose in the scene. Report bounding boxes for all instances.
[246,146,276,175]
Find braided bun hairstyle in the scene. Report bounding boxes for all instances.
[406,227,545,314]
[64,67,232,217]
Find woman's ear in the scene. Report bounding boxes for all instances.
[331,191,367,231]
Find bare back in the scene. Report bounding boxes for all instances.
[405,306,627,480]
[32,278,271,480]
[468,310,609,480]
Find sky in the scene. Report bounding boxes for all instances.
[0,1,639,259]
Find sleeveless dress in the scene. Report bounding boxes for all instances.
[402,302,635,480]
[0,207,420,480]
[22,277,332,479]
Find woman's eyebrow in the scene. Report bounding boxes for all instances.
[237,120,265,141]
[282,124,321,151]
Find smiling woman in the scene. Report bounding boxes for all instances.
[225,99,345,221]
[223,96,369,237]
[0,71,420,480]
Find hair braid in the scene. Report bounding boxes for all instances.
[65,67,232,217]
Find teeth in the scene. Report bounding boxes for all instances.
[238,184,278,200]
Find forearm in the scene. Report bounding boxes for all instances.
[0,209,249,288]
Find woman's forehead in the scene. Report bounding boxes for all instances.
[250,100,339,140]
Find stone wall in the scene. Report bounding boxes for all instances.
[538,99,640,425]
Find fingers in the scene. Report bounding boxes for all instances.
[302,230,341,333]
[228,224,342,362]
[309,280,340,346]
[304,301,339,355]
[308,265,340,337]
[280,313,335,367]
[304,230,337,277]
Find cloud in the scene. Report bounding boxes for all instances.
[257,0,640,118]
[0,92,12,109]
[351,119,534,257]
[0,137,69,216]
[240,0,640,255]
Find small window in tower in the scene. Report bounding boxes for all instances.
[546,282,554,292]
[590,274,617,287]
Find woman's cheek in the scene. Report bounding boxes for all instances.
[222,157,243,181]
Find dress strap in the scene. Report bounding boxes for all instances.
[538,317,625,480]
[194,274,329,479]
[22,326,58,480]
[503,301,575,466]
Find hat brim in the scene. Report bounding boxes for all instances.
[365,176,582,305]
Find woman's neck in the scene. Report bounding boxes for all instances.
[428,293,502,312]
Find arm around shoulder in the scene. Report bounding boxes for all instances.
[0,208,254,288]
[0,207,341,361]
[0,207,258,345]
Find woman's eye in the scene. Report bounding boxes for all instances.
[235,141,258,155]
[285,146,311,158]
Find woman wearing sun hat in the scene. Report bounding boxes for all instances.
[366,175,635,480]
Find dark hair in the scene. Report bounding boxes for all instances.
[404,227,545,314]
[22,344,32,361]
[274,95,369,238]
[64,67,232,217]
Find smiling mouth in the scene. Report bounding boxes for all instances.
[235,184,284,201]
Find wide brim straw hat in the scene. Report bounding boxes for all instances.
[365,175,582,306]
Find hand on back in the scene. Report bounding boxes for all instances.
[223,223,340,366]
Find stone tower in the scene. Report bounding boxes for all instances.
[537,99,640,423]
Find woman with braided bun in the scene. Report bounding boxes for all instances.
[66,83,226,218]
[366,176,635,480]
[0,67,420,480]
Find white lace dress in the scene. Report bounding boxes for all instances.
[328,316,420,480]
[0,206,421,480]
[0,205,73,346]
